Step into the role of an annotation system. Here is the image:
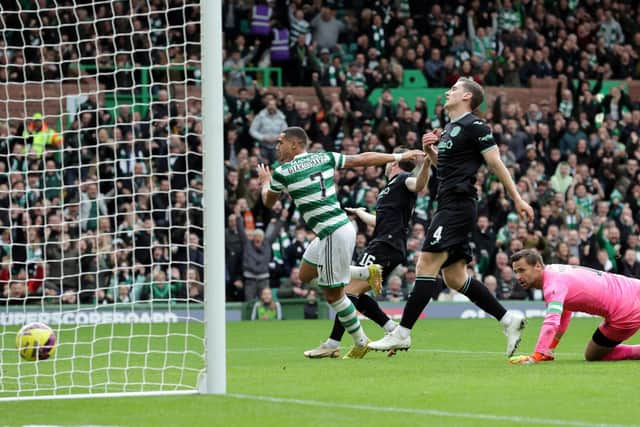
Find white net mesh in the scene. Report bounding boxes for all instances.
[0,0,204,398]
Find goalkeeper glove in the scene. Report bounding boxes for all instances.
[508,352,554,365]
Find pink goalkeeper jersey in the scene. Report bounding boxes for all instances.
[535,264,640,355]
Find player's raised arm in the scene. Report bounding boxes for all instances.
[257,164,280,209]
[342,150,425,169]
[482,147,534,222]
[405,154,431,193]
[420,129,440,167]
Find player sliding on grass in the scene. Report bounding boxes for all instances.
[304,146,431,359]
[369,78,535,357]
[258,127,425,359]
[509,249,640,364]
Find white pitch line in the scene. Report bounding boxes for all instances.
[227,347,585,357]
[226,393,638,427]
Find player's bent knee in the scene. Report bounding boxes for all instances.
[416,252,446,276]
[323,287,344,304]
[441,261,467,291]
[584,351,602,362]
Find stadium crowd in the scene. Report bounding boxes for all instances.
[0,0,204,305]
[0,0,639,307]
[222,0,640,304]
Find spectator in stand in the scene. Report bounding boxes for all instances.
[186,267,204,302]
[303,289,319,319]
[620,248,640,279]
[550,162,573,196]
[499,266,531,300]
[560,119,588,156]
[236,208,284,302]
[483,274,500,300]
[310,6,346,52]
[249,99,287,165]
[277,266,315,299]
[380,274,408,303]
[21,113,63,158]
[224,48,257,88]
[225,213,244,301]
[250,287,282,321]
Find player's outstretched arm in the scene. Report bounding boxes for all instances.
[510,305,569,365]
[342,150,425,169]
[345,207,376,226]
[482,147,534,222]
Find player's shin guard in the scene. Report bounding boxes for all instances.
[331,296,367,346]
[459,276,507,320]
[399,275,435,330]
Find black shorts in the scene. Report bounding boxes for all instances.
[422,198,477,268]
[357,241,405,283]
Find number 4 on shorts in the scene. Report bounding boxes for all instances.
[430,225,443,244]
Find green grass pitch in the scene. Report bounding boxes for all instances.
[1,317,639,427]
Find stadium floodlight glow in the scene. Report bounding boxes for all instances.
[0,0,225,400]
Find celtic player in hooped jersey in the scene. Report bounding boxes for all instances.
[258,127,425,357]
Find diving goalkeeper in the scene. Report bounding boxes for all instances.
[509,249,640,364]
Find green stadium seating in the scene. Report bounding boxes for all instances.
[402,70,428,88]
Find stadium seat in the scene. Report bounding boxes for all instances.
[402,70,428,88]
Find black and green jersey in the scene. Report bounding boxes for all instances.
[435,112,497,202]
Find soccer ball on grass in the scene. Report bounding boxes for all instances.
[16,322,56,361]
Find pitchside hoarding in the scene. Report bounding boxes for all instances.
[0,301,594,325]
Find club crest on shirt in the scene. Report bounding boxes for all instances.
[450,126,461,137]
[378,187,391,199]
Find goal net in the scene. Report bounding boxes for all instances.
[0,0,206,399]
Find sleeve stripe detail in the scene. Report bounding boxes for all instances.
[547,301,563,314]
[480,145,498,154]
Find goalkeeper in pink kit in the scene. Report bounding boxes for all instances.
[510,249,640,364]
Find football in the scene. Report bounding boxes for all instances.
[16,323,57,361]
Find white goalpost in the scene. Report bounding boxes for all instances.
[202,0,226,396]
[0,0,225,400]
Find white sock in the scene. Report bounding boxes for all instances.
[383,320,397,333]
[350,266,370,280]
[499,311,512,326]
[395,325,411,339]
[325,338,340,348]
[331,296,368,346]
